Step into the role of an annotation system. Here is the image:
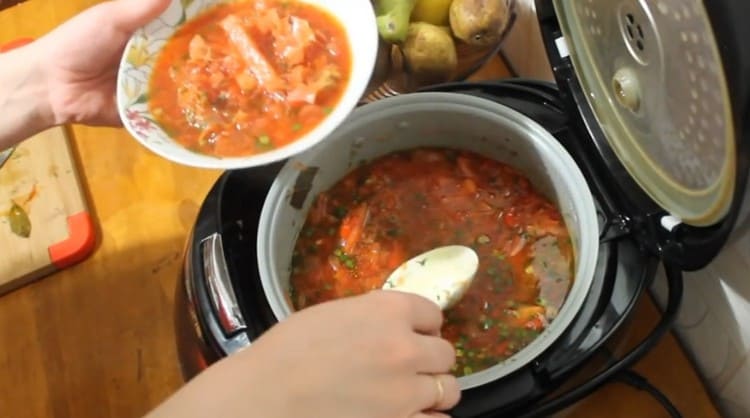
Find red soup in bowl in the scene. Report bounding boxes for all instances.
[148,0,352,157]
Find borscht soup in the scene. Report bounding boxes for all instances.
[289,147,575,377]
[148,0,352,157]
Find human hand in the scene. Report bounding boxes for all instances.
[34,0,170,127]
[147,291,461,418]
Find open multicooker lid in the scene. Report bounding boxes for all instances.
[534,0,750,270]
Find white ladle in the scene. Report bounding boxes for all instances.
[382,245,479,310]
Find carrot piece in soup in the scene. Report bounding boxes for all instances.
[512,305,546,328]
[235,72,257,92]
[280,16,315,66]
[339,204,368,253]
[287,88,317,105]
[386,242,407,271]
[188,35,210,60]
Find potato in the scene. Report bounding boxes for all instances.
[449,0,512,46]
[402,22,458,83]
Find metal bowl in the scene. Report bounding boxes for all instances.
[257,92,599,389]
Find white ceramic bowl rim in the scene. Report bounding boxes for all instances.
[115,0,378,169]
[257,92,600,389]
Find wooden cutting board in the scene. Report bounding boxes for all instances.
[0,126,95,295]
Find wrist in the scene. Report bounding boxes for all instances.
[0,42,56,148]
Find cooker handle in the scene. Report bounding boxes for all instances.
[200,232,247,337]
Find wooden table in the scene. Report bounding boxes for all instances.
[0,2,722,418]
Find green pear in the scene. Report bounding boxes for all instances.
[402,22,458,83]
[374,0,418,43]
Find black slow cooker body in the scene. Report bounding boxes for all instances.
[175,0,750,413]
[175,80,662,417]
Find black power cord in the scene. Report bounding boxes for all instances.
[516,262,685,418]
[614,370,683,418]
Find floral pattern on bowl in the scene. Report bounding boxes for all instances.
[118,0,210,149]
[116,0,378,169]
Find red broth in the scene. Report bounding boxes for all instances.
[148,0,351,157]
[290,148,575,376]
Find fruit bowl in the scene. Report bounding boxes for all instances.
[362,0,517,102]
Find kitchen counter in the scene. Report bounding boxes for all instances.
[0,2,723,417]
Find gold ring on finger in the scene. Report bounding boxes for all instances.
[434,374,445,406]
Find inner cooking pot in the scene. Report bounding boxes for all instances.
[257,92,599,389]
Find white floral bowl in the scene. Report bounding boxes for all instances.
[116,0,378,169]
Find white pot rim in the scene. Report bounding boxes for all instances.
[257,92,600,389]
